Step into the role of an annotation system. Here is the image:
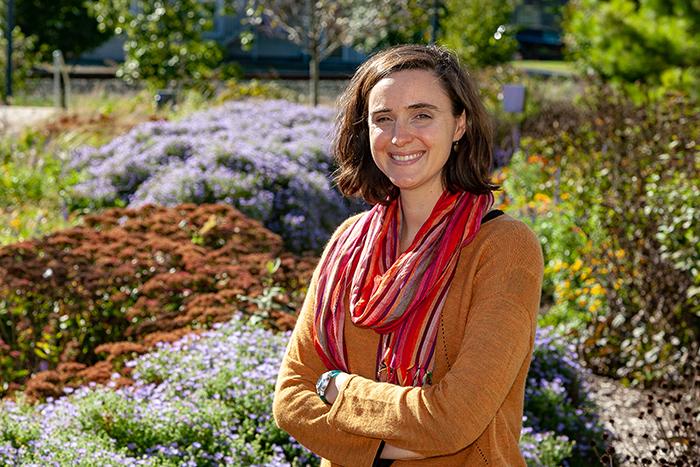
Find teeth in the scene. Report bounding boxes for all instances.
[391,152,422,161]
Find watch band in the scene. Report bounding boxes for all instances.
[316,369,342,404]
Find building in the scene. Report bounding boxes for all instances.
[513,0,568,59]
[79,1,568,77]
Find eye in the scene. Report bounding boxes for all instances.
[374,115,392,123]
[414,113,432,120]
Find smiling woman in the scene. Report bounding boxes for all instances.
[273,44,543,466]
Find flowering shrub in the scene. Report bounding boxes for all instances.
[0,318,601,466]
[503,151,606,332]
[0,203,316,399]
[67,99,354,252]
[0,316,316,466]
[504,85,699,386]
[525,327,607,465]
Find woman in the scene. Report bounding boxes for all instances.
[273,44,543,466]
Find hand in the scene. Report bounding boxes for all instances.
[324,371,350,405]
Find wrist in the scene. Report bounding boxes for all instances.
[316,369,342,404]
[329,372,350,404]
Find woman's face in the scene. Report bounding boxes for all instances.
[367,69,466,199]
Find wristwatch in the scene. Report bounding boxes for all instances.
[316,369,342,404]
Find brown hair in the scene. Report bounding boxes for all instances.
[333,44,497,205]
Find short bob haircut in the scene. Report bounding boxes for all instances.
[333,44,497,205]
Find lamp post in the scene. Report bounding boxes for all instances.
[4,0,14,103]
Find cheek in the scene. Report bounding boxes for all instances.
[369,127,388,151]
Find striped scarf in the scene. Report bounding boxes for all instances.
[312,190,493,387]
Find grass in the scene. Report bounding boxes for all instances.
[0,88,219,246]
[511,60,577,76]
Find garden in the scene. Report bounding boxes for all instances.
[1,0,699,466]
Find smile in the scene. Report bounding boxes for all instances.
[390,151,424,162]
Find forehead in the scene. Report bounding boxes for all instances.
[367,69,451,109]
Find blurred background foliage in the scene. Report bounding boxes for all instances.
[442,0,520,68]
[564,0,700,99]
[88,0,229,92]
[14,0,112,62]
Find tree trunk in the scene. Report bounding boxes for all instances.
[5,0,15,103]
[309,43,320,107]
[307,0,320,107]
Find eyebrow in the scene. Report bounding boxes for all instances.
[369,102,440,117]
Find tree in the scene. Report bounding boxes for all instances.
[239,0,414,106]
[89,0,224,91]
[374,0,438,47]
[440,0,518,69]
[564,0,700,92]
[1,1,36,102]
[14,0,112,61]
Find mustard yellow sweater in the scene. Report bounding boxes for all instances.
[273,213,544,466]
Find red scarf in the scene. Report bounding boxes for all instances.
[313,190,493,386]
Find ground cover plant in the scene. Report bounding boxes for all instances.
[0,314,604,466]
[0,203,316,399]
[524,327,606,465]
[0,316,316,466]
[68,99,354,253]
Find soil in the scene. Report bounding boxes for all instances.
[586,372,698,466]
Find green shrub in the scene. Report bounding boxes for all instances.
[215,79,298,104]
[564,0,700,98]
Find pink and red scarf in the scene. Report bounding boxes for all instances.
[312,190,493,387]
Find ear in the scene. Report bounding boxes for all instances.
[453,111,467,142]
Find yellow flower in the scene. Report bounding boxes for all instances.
[550,260,565,272]
[9,217,21,230]
[589,300,601,313]
[560,192,570,201]
[615,249,626,259]
[527,154,544,165]
[534,193,552,204]
[571,258,583,272]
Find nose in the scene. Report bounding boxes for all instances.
[391,120,412,146]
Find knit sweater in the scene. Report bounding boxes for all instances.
[273,212,544,466]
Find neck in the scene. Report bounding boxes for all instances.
[398,188,443,253]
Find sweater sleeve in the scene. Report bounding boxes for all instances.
[325,221,544,458]
[272,215,383,466]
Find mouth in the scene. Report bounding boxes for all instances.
[389,151,425,163]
